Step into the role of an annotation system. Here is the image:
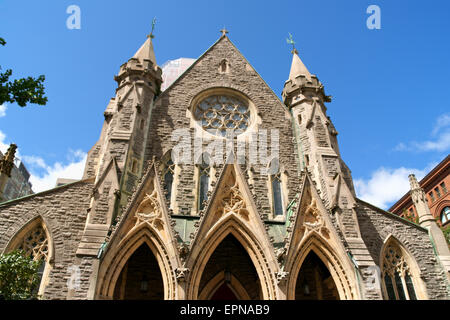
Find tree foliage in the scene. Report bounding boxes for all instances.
[0,37,47,107]
[0,250,41,300]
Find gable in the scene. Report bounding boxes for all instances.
[146,35,296,160]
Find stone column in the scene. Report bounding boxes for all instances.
[409,174,450,279]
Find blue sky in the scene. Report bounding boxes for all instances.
[0,0,449,209]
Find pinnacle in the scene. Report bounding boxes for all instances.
[133,36,157,66]
[289,50,312,82]
[408,174,421,190]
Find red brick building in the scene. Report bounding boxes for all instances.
[389,155,450,228]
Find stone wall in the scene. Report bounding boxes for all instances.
[0,180,94,300]
[356,200,450,299]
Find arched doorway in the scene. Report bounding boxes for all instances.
[198,234,260,300]
[210,283,239,300]
[295,251,339,300]
[113,243,164,300]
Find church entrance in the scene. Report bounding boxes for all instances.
[113,243,164,300]
[294,251,339,300]
[199,234,261,300]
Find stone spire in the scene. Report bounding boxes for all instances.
[408,174,435,227]
[133,36,157,66]
[289,49,312,82]
[409,174,450,278]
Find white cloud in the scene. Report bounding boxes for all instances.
[354,163,436,210]
[0,103,6,118]
[396,113,450,153]
[0,129,86,193]
[432,114,450,136]
[21,155,47,169]
[412,132,450,152]
[25,150,87,193]
[0,130,9,153]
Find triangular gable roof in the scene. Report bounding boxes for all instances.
[282,171,349,268]
[186,161,277,264]
[157,35,288,109]
[103,160,179,259]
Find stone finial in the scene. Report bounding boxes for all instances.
[0,143,17,177]
[408,174,420,190]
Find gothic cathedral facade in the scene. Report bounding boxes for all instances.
[0,32,449,300]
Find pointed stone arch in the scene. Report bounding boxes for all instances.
[283,173,358,300]
[199,269,251,300]
[185,163,279,299]
[4,215,54,296]
[286,232,354,300]
[379,234,428,300]
[97,224,176,299]
[96,162,180,299]
[186,216,277,299]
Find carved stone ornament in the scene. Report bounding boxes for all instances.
[179,242,189,263]
[304,198,323,230]
[216,179,249,219]
[276,270,289,284]
[302,197,330,239]
[135,189,164,230]
[175,267,189,282]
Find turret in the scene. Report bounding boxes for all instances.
[76,29,162,260]
[282,45,382,298]
[0,143,17,202]
[282,48,353,207]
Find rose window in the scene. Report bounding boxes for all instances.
[194,95,250,136]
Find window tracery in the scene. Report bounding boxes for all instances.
[193,95,250,137]
[381,242,417,300]
[17,225,49,262]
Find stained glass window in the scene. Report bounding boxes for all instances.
[198,154,210,211]
[382,242,418,300]
[405,274,417,300]
[15,223,49,294]
[162,158,175,205]
[384,273,396,300]
[193,95,250,137]
[269,159,284,216]
[394,272,406,300]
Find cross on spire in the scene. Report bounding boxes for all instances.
[147,17,157,39]
[220,28,229,37]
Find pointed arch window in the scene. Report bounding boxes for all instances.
[9,221,51,296]
[197,153,211,211]
[381,242,417,300]
[269,158,284,216]
[162,157,175,205]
